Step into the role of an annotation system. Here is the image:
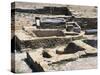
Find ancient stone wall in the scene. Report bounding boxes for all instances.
[18,37,72,51]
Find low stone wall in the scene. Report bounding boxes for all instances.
[20,37,71,51]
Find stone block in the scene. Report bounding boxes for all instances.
[27,51,49,71]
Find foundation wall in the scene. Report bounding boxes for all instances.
[18,38,72,51]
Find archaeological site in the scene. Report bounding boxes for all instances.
[11,2,97,73]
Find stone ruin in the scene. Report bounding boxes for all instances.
[11,2,97,73]
[12,15,97,72]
